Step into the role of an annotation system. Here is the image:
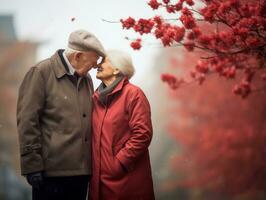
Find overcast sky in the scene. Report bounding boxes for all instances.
[0,0,172,85]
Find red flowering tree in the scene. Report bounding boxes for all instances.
[120,0,266,98]
[156,47,266,199]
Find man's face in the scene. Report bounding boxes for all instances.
[74,51,103,75]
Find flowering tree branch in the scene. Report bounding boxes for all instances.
[120,0,266,98]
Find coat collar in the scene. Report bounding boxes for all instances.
[51,49,69,79]
[94,77,129,100]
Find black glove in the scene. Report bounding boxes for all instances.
[26,171,44,189]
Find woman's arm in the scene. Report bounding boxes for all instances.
[116,88,152,171]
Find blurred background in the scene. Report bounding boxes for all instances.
[0,0,266,200]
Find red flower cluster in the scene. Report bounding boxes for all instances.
[120,17,135,29]
[180,7,196,29]
[157,44,266,198]
[183,41,194,51]
[148,0,161,10]
[161,73,185,89]
[133,18,155,35]
[232,81,251,98]
[130,39,142,50]
[159,25,185,46]
[121,0,266,97]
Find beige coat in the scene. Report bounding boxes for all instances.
[17,50,93,176]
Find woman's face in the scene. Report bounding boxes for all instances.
[96,57,118,80]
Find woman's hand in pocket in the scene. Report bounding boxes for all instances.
[112,157,127,178]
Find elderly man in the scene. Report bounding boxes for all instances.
[17,29,105,200]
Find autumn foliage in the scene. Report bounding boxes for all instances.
[159,48,266,199]
[120,0,266,98]
[119,1,266,198]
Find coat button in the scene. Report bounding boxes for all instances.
[83,114,86,118]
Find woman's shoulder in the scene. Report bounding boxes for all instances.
[123,82,147,99]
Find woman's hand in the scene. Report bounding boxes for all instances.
[112,157,127,178]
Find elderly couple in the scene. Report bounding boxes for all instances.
[17,29,155,200]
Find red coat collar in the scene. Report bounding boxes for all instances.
[94,77,129,100]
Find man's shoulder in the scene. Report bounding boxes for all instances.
[33,57,52,72]
[30,55,56,79]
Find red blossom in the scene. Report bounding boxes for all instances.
[130,39,142,50]
[184,41,194,51]
[175,2,183,11]
[198,35,211,47]
[161,35,172,46]
[192,27,202,38]
[162,0,170,4]
[148,0,161,10]
[166,5,176,13]
[122,0,266,98]
[181,7,192,16]
[153,16,163,27]
[133,18,154,35]
[218,2,232,14]
[240,80,251,98]
[245,37,262,47]
[120,17,135,29]
[232,80,252,98]
[161,73,185,89]
[154,27,164,39]
[173,26,185,42]
[233,27,249,39]
[195,60,209,74]
[187,31,195,40]
[243,69,255,82]
[222,66,236,79]
[218,31,236,47]
[185,0,194,6]
[233,84,242,95]
[180,14,196,29]
[198,73,206,85]
[200,3,218,22]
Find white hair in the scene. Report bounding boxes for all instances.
[64,47,82,57]
[106,50,135,79]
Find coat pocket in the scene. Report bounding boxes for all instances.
[45,128,82,170]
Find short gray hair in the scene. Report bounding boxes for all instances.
[64,47,81,57]
[106,50,135,79]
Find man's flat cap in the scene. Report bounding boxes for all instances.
[68,29,105,57]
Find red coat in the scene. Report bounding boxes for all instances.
[89,78,155,200]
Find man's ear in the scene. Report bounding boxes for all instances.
[74,52,83,61]
[113,68,121,75]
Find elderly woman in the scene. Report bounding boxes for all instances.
[89,50,155,200]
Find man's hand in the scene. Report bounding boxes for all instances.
[26,171,44,189]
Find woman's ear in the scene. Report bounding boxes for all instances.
[113,68,121,76]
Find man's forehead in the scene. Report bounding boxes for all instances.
[84,51,100,57]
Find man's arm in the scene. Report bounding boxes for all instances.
[17,66,45,175]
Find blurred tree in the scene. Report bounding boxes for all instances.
[0,15,37,200]
[155,46,266,199]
